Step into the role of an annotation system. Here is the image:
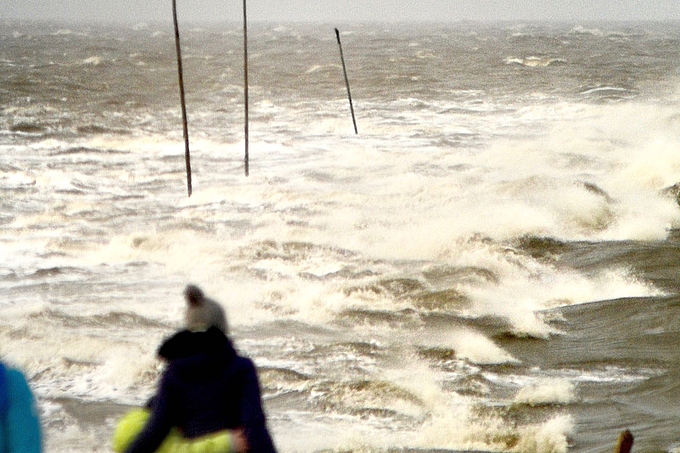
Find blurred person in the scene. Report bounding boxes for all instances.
[0,360,42,453]
[114,285,276,453]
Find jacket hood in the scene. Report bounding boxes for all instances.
[157,327,237,379]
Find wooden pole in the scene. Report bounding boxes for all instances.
[335,28,358,134]
[172,0,192,196]
[243,0,250,176]
[614,430,634,453]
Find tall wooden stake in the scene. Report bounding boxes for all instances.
[173,0,192,196]
[614,430,634,453]
[243,0,250,176]
[335,28,358,134]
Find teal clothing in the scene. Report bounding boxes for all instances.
[0,363,42,453]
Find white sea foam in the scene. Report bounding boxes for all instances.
[514,379,577,406]
[514,415,575,453]
[81,56,102,66]
[447,329,520,365]
[0,172,36,188]
[418,400,574,453]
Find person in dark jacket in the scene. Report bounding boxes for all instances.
[124,286,277,453]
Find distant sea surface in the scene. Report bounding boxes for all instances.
[2,19,680,453]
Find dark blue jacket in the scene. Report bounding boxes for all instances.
[125,328,277,453]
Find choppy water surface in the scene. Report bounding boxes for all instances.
[2,20,680,453]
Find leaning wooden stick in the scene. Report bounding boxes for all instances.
[335,28,358,134]
[172,0,192,196]
[243,0,250,176]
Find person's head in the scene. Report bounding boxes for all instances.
[184,284,228,334]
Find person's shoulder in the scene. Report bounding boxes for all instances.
[232,354,258,376]
[234,354,254,366]
[4,365,30,386]
[3,366,35,401]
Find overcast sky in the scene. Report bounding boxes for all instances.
[2,0,680,23]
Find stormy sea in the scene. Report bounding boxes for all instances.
[2,19,680,453]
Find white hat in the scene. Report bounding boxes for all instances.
[184,284,228,334]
